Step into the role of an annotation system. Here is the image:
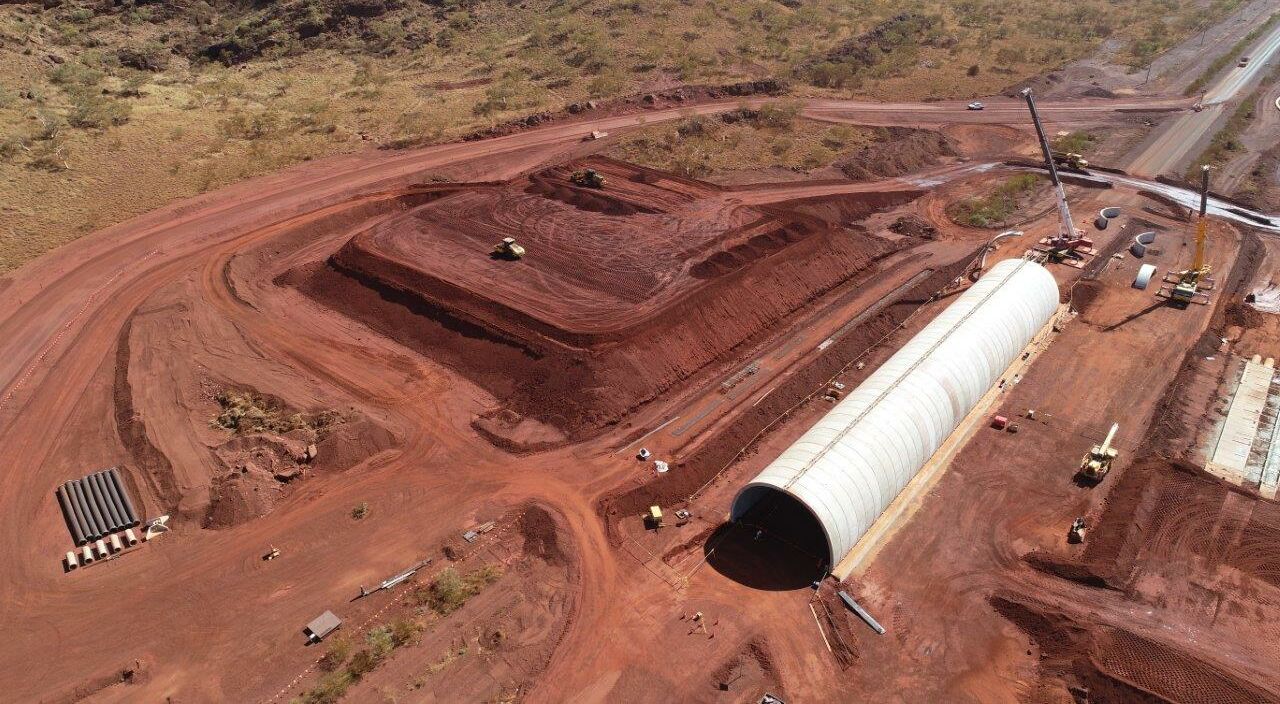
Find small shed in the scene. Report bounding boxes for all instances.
[304,610,341,643]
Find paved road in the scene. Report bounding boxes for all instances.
[1127,17,1280,177]
[1206,20,1280,104]
[802,96,1190,127]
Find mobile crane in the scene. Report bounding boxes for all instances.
[1022,89,1096,266]
[1165,165,1214,306]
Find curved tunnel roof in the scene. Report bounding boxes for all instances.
[730,258,1060,569]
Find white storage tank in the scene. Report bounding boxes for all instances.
[730,258,1059,571]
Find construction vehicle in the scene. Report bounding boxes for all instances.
[1079,423,1120,482]
[1051,150,1089,170]
[570,168,606,189]
[1068,518,1087,544]
[1022,89,1096,266]
[263,546,280,561]
[645,505,664,529]
[492,237,526,260]
[1163,165,1214,306]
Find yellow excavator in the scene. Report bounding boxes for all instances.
[1170,166,1212,306]
[570,168,606,189]
[1079,423,1119,482]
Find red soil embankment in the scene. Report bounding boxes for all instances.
[993,593,1280,703]
[290,161,921,445]
[596,255,978,538]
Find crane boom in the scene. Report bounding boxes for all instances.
[1099,423,1118,455]
[1193,165,1209,272]
[1021,88,1075,242]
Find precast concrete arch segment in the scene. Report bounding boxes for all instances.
[730,258,1059,569]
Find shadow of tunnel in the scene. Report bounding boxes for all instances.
[704,486,830,591]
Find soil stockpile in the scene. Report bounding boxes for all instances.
[835,127,954,181]
[292,157,919,446]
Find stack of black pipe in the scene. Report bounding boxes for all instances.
[55,468,140,546]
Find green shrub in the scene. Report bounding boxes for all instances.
[28,140,71,172]
[1052,131,1096,154]
[49,62,104,87]
[414,565,503,615]
[66,89,132,129]
[118,70,151,98]
[946,174,1040,228]
[366,626,394,658]
[220,110,278,139]
[473,75,522,115]
[295,671,352,704]
[316,636,351,672]
[346,648,380,677]
[0,135,25,161]
[754,100,801,129]
[389,617,423,647]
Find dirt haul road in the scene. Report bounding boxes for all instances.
[0,94,1205,701]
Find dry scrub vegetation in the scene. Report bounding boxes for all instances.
[0,0,1239,273]
[606,102,877,178]
[946,173,1043,228]
[296,565,503,704]
[212,388,339,435]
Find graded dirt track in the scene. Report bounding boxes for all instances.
[0,88,1276,704]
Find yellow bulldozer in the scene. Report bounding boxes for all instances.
[570,168,606,189]
[1079,423,1119,482]
[492,237,525,260]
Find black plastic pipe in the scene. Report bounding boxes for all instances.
[98,471,130,531]
[61,482,93,543]
[79,477,109,537]
[109,468,140,526]
[91,472,123,532]
[56,485,86,545]
[86,473,118,533]
[68,481,101,540]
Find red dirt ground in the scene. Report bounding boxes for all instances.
[290,156,925,446]
[1,83,1276,704]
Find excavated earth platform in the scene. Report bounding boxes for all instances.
[295,157,923,446]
